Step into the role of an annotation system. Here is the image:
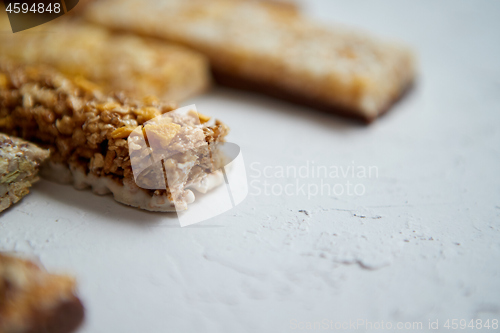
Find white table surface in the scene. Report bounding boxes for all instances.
[1,0,500,332]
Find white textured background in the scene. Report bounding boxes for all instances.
[1,0,500,332]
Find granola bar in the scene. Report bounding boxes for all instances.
[0,134,49,213]
[0,61,229,211]
[0,253,84,333]
[84,0,415,122]
[0,17,210,102]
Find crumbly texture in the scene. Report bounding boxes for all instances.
[0,17,210,102]
[0,253,84,333]
[0,61,229,211]
[239,0,299,13]
[84,0,415,122]
[0,134,49,212]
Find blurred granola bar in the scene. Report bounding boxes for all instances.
[0,61,229,211]
[0,253,84,333]
[84,0,415,122]
[0,17,210,102]
[0,133,49,213]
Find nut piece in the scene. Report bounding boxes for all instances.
[142,95,160,106]
[111,126,135,139]
[97,102,121,112]
[0,116,14,129]
[198,112,211,124]
[91,153,105,169]
[56,115,75,135]
[134,107,161,124]
[0,73,9,89]
[144,122,181,149]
